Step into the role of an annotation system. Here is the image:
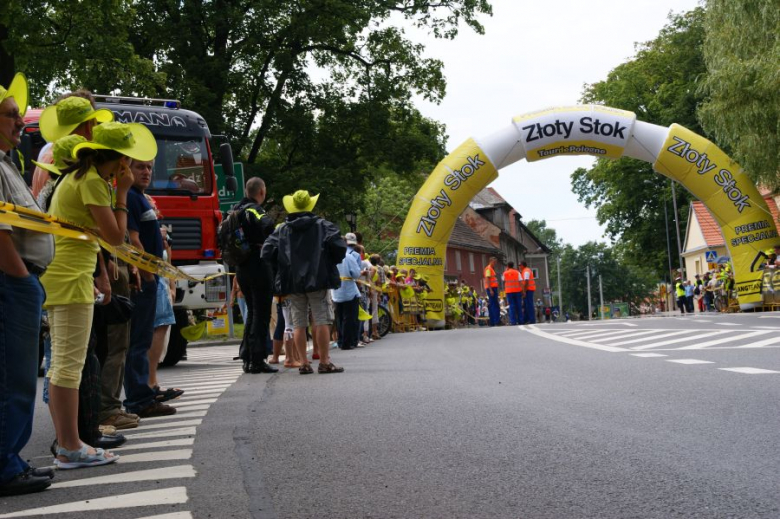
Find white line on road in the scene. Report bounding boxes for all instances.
[591,330,663,343]
[666,359,715,365]
[112,438,195,452]
[631,353,668,357]
[141,411,208,422]
[117,449,193,464]
[718,367,780,374]
[580,321,637,327]
[606,330,698,347]
[524,325,629,352]
[170,398,217,407]
[677,330,774,349]
[135,419,202,431]
[630,330,726,350]
[0,487,188,517]
[557,329,640,340]
[715,322,741,326]
[735,336,780,348]
[175,389,226,398]
[136,512,194,519]
[123,426,197,440]
[50,465,196,489]
[758,315,780,319]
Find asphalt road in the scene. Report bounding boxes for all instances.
[2,311,779,518]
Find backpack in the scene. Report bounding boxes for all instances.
[218,204,251,267]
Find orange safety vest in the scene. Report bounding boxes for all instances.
[521,267,536,291]
[503,268,522,293]
[484,265,498,289]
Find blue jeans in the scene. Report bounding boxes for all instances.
[0,272,45,483]
[523,290,536,324]
[506,292,523,325]
[487,288,500,326]
[124,278,157,414]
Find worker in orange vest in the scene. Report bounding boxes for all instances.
[502,261,523,325]
[483,256,500,326]
[520,261,536,324]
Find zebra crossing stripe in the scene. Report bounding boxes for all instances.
[170,398,218,407]
[719,367,780,374]
[135,419,203,431]
[50,465,196,489]
[629,330,725,349]
[735,335,780,348]
[558,329,634,340]
[112,438,195,452]
[0,487,189,517]
[666,359,715,365]
[524,325,629,352]
[123,426,197,440]
[607,330,697,347]
[677,330,774,350]
[141,410,208,422]
[136,512,194,519]
[631,353,668,358]
[589,330,660,343]
[118,449,193,464]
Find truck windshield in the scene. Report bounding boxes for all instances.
[147,137,212,195]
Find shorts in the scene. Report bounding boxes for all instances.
[47,303,94,389]
[154,277,176,328]
[287,290,333,328]
[272,301,285,341]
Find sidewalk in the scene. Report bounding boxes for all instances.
[189,334,241,347]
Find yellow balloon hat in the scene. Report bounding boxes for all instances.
[39,96,114,142]
[283,190,319,214]
[0,72,28,117]
[72,121,157,161]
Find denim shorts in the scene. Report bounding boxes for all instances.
[154,277,176,328]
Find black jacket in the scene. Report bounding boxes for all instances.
[260,212,346,295]
[232,197,274,266]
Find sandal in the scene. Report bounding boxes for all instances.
[299,364,314,375]
[318,362,344,374]
[154,385,185,402]
[283,360,302,368]
[55,443,119,470]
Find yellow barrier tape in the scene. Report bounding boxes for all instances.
[0,201,226,282]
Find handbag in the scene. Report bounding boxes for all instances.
[98,294,135,325]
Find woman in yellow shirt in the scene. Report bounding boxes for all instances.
[42,122,156,469]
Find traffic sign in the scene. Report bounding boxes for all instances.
[215,163,245,213]
[705,250,718,262]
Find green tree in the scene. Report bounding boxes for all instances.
[572,8,706,278]
[525,219,563,256]
[698,0,780,190]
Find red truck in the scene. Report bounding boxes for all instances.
[21,96,237,366]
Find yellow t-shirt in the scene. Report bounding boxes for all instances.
[41,167,112,306]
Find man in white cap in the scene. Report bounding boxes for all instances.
[0,73,56,495]
[262,190,347,374]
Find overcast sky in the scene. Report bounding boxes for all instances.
[407,0,702,246]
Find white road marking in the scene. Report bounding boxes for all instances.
[754,326,780,330]
[758,315,780,319]
[719,367,780,374]
[558,329,638,340]
[136,419,203,431]
[592,330,662,343]
[606,330,698,347]
[141,411,208,422]
[136,512,194,519]
[168,383,233,391]
[630,330,726,350]
[161,377,238,385]
[0,487,188,517]
[666,359,715,365]
[175,388,226,397]
[524,325,629,352]
[735,335,780,348]
[50,465,196,489]
[677,330,774,349]
[116,449,193,464]
[170,398,217,407]
[594,330,664,346]
[631,353,668,358]
[580,321,637,327]
[112,438,195,452]
[123,426,197,440]
[715,322,741,326]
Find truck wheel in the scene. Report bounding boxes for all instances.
[161,309,189,367]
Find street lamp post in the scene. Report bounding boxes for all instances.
[345,212,357,233]
[556,256,563,321]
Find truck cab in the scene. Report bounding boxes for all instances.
[21,96,237,365]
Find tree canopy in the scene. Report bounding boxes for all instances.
[698,0,780,190]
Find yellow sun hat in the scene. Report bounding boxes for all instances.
[72,121,157,161]
[283,189,319,214]
[39,96,114,142]
[32,134,87,176]
[0,72,28,117]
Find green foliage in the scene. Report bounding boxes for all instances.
[558,241,657,318]
[698,0,780,189]
[525,219,563,256]
[574,8,705,278]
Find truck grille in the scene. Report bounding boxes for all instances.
[159,218,202,250]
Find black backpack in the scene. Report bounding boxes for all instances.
[218,204,251,267]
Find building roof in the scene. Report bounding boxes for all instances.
[470,187,508,209]
[690,195,780,249]
[691,201,725,247]
[449,218,503,256]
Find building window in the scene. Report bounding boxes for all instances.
[455,251,462,272]
[532,268,539,280]
[482,254,487,269]
[469,252,475,273]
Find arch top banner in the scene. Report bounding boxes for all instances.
[512,105,637,162]
[398,105,779,328]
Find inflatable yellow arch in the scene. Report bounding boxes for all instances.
[397,105,780,327]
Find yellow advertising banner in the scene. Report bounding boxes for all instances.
[397,138,498,324]
[513,105,636,162]
[654,124,780,306]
